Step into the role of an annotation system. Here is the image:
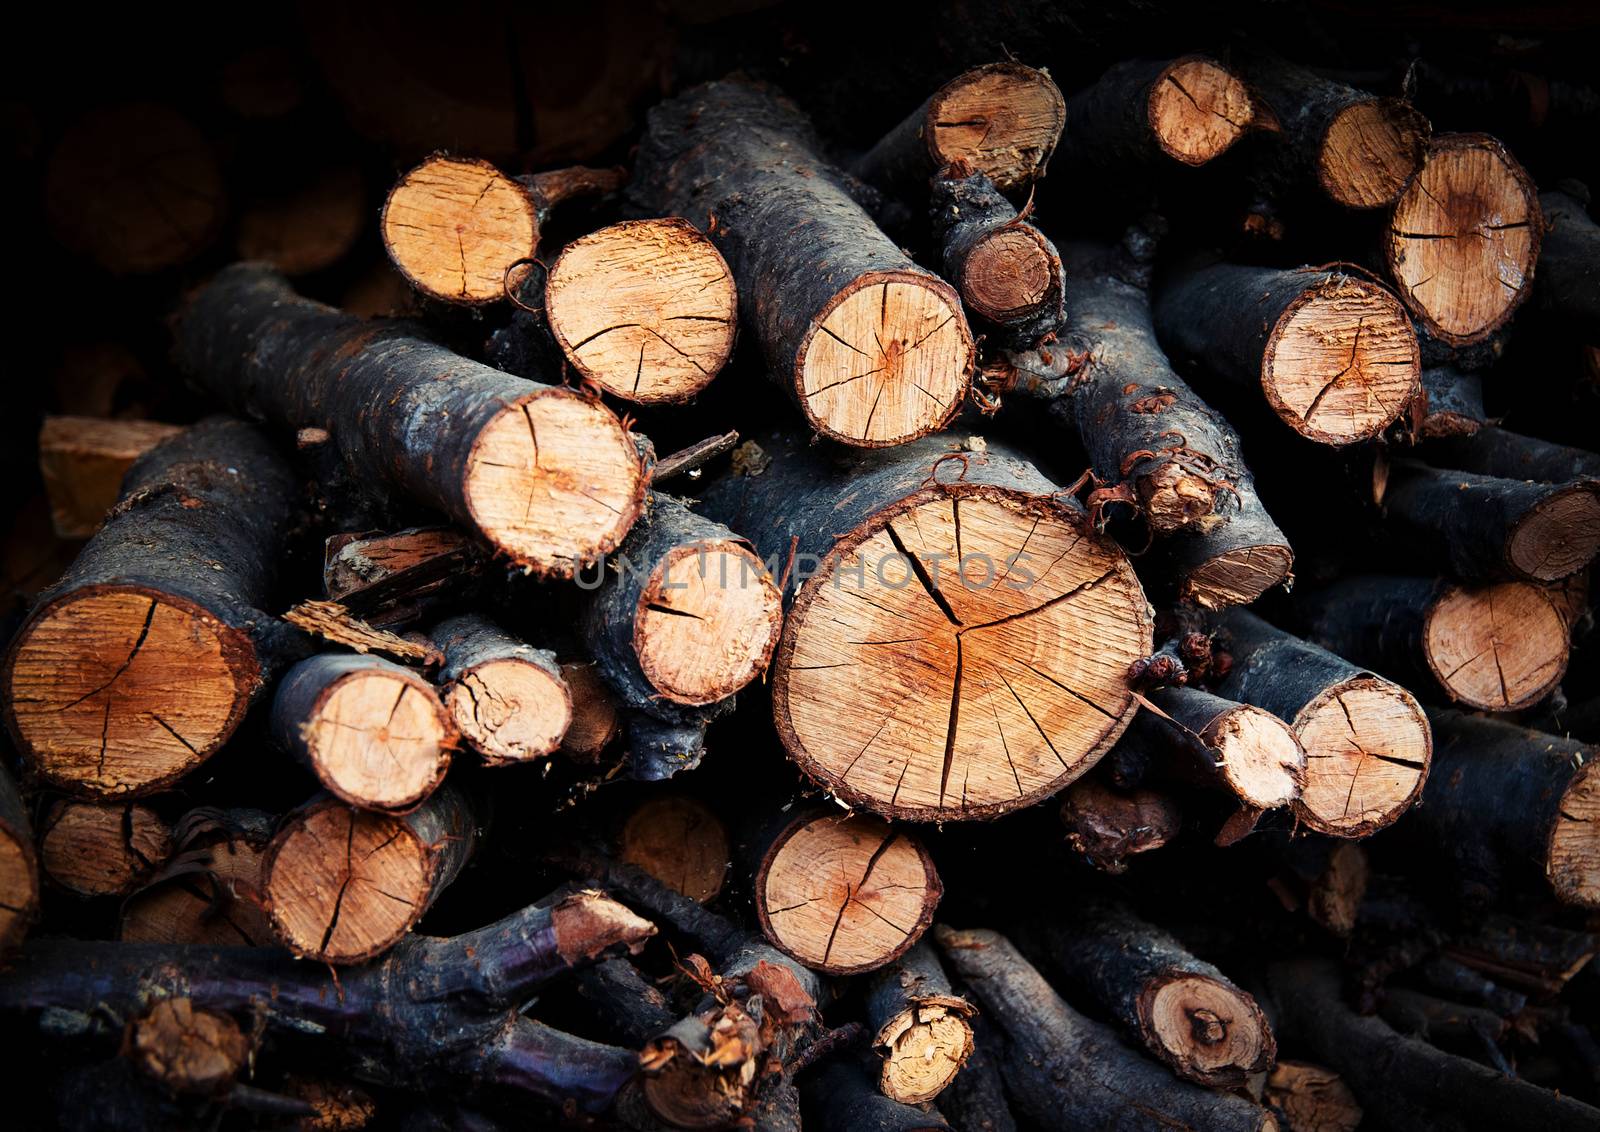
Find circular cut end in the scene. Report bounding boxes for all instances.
[546,219,737,403]
[132,999,249,1096]
[120,836,270,946]
[1141,974,1274,1084]
[634,540,783,705]
[381,155,537,304]
[927,64,1066,190]
[796,273,973,447]
[1293,676,1431,837]
[1423,582,1568,711]
[1209,707,1305,810]
[758,813,940,974]
[463,388,646,575]
[558,661,622,761]
[1385,134,1540,344]
[1508,485,1600,582]
[307,668,453,811]
[0,821,38,949]
[1549,759,1600,908]
[1183,545,1296,611]
[960,227,1060,323]
[41,802,172,897]
[446,658,571,764]
[1319,99,1429,209]
[264,804,432,963]
[874,997,976,1104]
[1263,274,1419,444]
[4,587,257,796]
[619,795,729,903]
[776,487,1150,819]
[1146,58,1254,166]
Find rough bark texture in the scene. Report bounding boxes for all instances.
[630,78,975,448]
[573,957,678,1047]
[1535,188,1600,335]
[802,1060,950,1131]
[1416,366,1488,439]
[172,263,649,576]
[1422,425,1600,484]
[0,760,38,953]
[865,941,976,1104]
[1059,56,1257,174]
[432,614,571,765]
[3,417,300,797]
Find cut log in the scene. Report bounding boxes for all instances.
[1381,460,1600,583]
[173,263,648,576]
[3,417,300,796]
[617,794,728,903]
[1400,709,1599,910]
[1059,777,1181,872]
[701,434,1150,820]
[1152,261,1420,445]
[431,614,570,766]
[1534,187,1600,335]
[1028,900,1277,1087]
[854,63,1065,199]
[933,1017,1018,1132]
[558,661,622,763]
[1264,1061,1362,1132]
[755,809,942,975]
[130,998,250,1096]
[119,809,275,947]
[38,800,171,898]
[37,416,183,539]
[0,761,39,952]
[802,1059,951,1131]
[936,926,1279,1131]
[271,653,456,811]
[865,941,976,1104]
[1421,424,1600,484]
[542,218,737,404]
[1061,57,1257,173]
[236,164,366,276]
[1384,133,1542,346]
[573,957,678,1048]
[1214,609,1431,837]
[1415,366,1488,439]
[1444,915,1596,997]
[631,78,975,447]
[929,169,1064,349]
[1297,575,1569,712]
[261,786,476,964]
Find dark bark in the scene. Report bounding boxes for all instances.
[1421,424,1600,484]
[1535,188,1600,336]
[1444,915,1598,997]
[1415,365,1488,439]
[574,957,678,1047]
[802,1060,950,1131]
[864,941,975,1103]
[323,525,488,628]
[1058,56,1253,174]
[1416,956,1528,1019]
[933,1017,1017,1132]
[1377,988,1511,1070]
[0,758,38,952]
[622,704,732,781]
[1059,776,1182,872]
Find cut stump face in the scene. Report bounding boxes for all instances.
[381,155,537,305]
[1423,582,1568,711]
[304,666,453,811]
[1319,99,1430,209]
[927,64,1066,190]
[1292,676,1431,836]
[1549,759,1600,908]
[1147,58,1254,166]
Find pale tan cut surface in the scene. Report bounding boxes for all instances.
[928,65,1066,190]
[238,164,366,276]
[1266,1061,1363,1132]
[1184,544,1297,611]
[1137,460,1219,535]
[875,996,976,1104]
[778,488,1150,820]
[619,795,729,903]
[265,805,431,963]
[132,998,249,1096]
[464,389,645,574]
[1424,582,1568,711]
[797,275,973,447]
[381,155,536,304]
[120,837,269,946]
[1319,100,1429,208]
[1385,136,1540,343]
[1211,707,1305,809]
[447,657,570,764]
[6,588,255,795]
[1264,276,1419,444]
[1549,759,1599,908]
[1293,677,1430,836]
[307,668,452,810]
[0,826,37,949]
[38,416,183,539]
[760,814,938,972]
[41,802,171,896]
[1145,975,1270,1079]
[546,219,737,403]
[1147,58,1255,165]
[961,229,1058,322]
[558,661,622,761]
[1509,486,1600,581]
[635,540,783,705]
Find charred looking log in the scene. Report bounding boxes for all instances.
[1421,424,1600,484]
[630,78,975,448]
[431,614,571,765]
[1534,187,1600,336]
[1415,366,1489,439]
[865,941,975,1104]
[1059,56,1258,174]
[0,760,38,952]
[172,263,648,577]
[3,417,300,797]
[39,800,172,898]
[802,1059,951,1131]
[699,433,1151,822]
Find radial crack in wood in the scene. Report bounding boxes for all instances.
[381,155,537,305]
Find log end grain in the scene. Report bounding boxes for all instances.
[381,155,537,305]
[618,795,728,903]
[545,218,737,404]
[299,664,456,811]
[926,63,1066,190]
[1139,972,1276,1086]
[1385,134,1542,345]
[1207,705,1306,811]
[559,661,622,762]
[1507,484,1600,582]
[1423,581,1569,711]
[873,995,976,1104]
[957,225,1062,324]
[445,657,571,765]
[1146,58,1255,166]
[795,273,974,447]
[1548,758,1600,908]
[1318,98,1430,209]
[0,819,39,953]
[1293,675,1431,837]
[130,999,249,1096]
[38,416,183,539]
[120,828,271,946]
[40,801,171,897]
[1183,544,1298,611]
[756,813,941,975]
[1264,1061,1362,1132]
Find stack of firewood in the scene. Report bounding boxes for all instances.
[1,3,1598,1130]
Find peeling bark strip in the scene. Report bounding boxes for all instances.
[261,785,476,964]
[1214,609,1431,838]
[0,761,38,953]
[1028,900,1277,1087]
[431,614,571,765]
[1403,709,1599,910]
[173,263,648,577]
[1061,56,1257,174]
[120,809,275,947]
[854,62,1065,200]
[803,1059,951,1131]
[935,926,1278,1131]
[699,434,1152,821]
[39,800,172,898]
[864,941,975,1104]
[1153,260,1420,445]
[1297,574,1569,712]
[1535,188,1600,335]
[1384,133,1542,346]
[755,809,942,975]
[631,78,975,447]
[271,653,456,811]
[3,417,298,797]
